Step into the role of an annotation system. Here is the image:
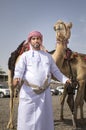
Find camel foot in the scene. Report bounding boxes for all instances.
[7,122,14,129]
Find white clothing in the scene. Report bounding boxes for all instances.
[14,50,68,130]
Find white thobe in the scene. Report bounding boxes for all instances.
[14,50,68,130]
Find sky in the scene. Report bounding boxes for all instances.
[0,0,86,73]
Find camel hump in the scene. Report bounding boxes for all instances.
[8,40,29,76]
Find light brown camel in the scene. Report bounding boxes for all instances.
[51,20,86,128]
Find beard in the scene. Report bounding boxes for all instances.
[31,43,40,49]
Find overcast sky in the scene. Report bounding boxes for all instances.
[0,0,86,73]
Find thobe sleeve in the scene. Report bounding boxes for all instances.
[14,54,26,79]
[50,55,69,84]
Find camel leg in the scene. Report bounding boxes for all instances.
[67,94,77,128]
[75,80,85,119]
[67,94,74,113]
[7,88,14,129]
[60,95,66,120]
[71,80,85,130]
[79,80,85,119]
[80,101,84,119]
[60,87,67,120]
[7,70,14,129]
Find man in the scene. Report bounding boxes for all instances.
[13,31,71,130]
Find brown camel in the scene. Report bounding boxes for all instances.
[51,20,86,128]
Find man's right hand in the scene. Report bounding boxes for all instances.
[13,78,21,87]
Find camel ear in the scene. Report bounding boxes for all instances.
[67,22,72,29]
[53,25,56,31]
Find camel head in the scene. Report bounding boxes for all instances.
[54,20,72,44]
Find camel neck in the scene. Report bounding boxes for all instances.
[52,42,67,69]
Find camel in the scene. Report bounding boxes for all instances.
[51,20,86,129]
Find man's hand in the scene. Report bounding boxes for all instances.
[13,78,21,87]
[66,79,71,84]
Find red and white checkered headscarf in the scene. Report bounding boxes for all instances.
[27,31,48,52]
[27,31,43,43]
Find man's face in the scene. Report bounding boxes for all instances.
[30,36,42,50]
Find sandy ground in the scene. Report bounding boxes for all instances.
[0,95,86,130]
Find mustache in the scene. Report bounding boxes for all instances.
[32,43,41,48]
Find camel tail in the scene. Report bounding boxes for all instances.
[84,83,86,102]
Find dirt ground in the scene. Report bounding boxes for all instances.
[0,95,86,130]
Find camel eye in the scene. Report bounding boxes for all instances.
[56,24,65,32]
[56,25,61,31]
